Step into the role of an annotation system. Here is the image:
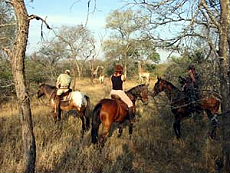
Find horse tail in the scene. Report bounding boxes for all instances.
[84,95,91,130]
[91,103,102,144]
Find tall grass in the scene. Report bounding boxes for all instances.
[0,78,221,173]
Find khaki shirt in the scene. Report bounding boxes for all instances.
[56,73,72,88]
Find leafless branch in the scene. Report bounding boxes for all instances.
[2,47,12,56]
[85,0,97,27]
[0,23,17,27]
[5,1,13,6]
[0,82,15,88]
[28,15,51,41]
[28,14,51,29]
[200,0,221,30]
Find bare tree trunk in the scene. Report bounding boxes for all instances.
[10,0,36,172]
[219,0,230,172]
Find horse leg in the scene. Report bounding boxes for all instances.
[128,122,133,139]
[100,122,112,145]
[52,107,59,123]
[53,112,58,123]
[117,126,123,138]
[83,109,90,131]
[205,110,218,139]
[173,118,181,139]
[57,110,62,121]
[80,115,86,139]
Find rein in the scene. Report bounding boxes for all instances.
[48,90,56,101]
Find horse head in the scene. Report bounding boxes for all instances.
[128,84,149,105]
[152,77,166,97]
[37,83,57,99]
[139,84,149,105]
[37,83,46,98]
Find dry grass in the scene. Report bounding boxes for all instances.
[0,77,222,173]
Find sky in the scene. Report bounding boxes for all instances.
[25,0,175,62]
[26,0,126,53]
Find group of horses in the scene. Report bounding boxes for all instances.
[37,77,222,145]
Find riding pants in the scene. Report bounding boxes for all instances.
[110,89,133,107]
[57,88,69,96]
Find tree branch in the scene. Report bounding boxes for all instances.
[28,14,51,29]
[2,47,12,57]
[0,23,17,27]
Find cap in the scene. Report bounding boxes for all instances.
[65,69,70,74]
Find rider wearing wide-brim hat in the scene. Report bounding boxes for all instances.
[110,64,136,121]
[55,69,72,120]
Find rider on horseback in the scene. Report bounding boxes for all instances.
[55,69,72,119]
[110,64,136,121]
[179,64,201,111]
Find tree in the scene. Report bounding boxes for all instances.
[34,39,67,82]
[3,1,36,172]
[55,25,96,80]
[131,0,230,171]
[0,1,16,50]
[0,2,15,101]
[1,0,50,172]
[104,9,159,76]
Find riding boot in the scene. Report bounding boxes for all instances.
[55,95,61,121]
[128,106,136,122]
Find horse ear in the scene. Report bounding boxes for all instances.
[157,76,161,80]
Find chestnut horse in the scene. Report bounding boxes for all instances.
[91,84,149,144]
[37,83,91,137]
[152,77,221,139]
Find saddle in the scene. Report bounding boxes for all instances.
[111,94,128,110]
[61,89,72,101]
[52,89,72,102]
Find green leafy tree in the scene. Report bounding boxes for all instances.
[132,0,230,171]
[0,1,16,49]
[104,9,159,76]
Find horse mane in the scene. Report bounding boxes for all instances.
[127,84,146,94]
[161,79,181,92]
[40,83,56,89]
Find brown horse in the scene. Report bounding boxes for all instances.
[151,77,221,139]
[91,84,149,144]
[37,83,91,137]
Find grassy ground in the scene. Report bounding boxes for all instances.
[0,77,222,173]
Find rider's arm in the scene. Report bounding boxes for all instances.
[69,77,73,89]
[56,75,61,88]
[121,74,126,81]
[188,70,196,83]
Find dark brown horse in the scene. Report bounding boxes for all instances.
[37,83,91,137]
[152,77,221,139]
[91,84,149,144]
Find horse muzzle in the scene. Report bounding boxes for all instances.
[37,91,44,98]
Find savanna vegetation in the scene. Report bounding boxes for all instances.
[0,0,230,173]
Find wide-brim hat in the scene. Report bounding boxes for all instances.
[65,69,70,74]
[115,64,123,72]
